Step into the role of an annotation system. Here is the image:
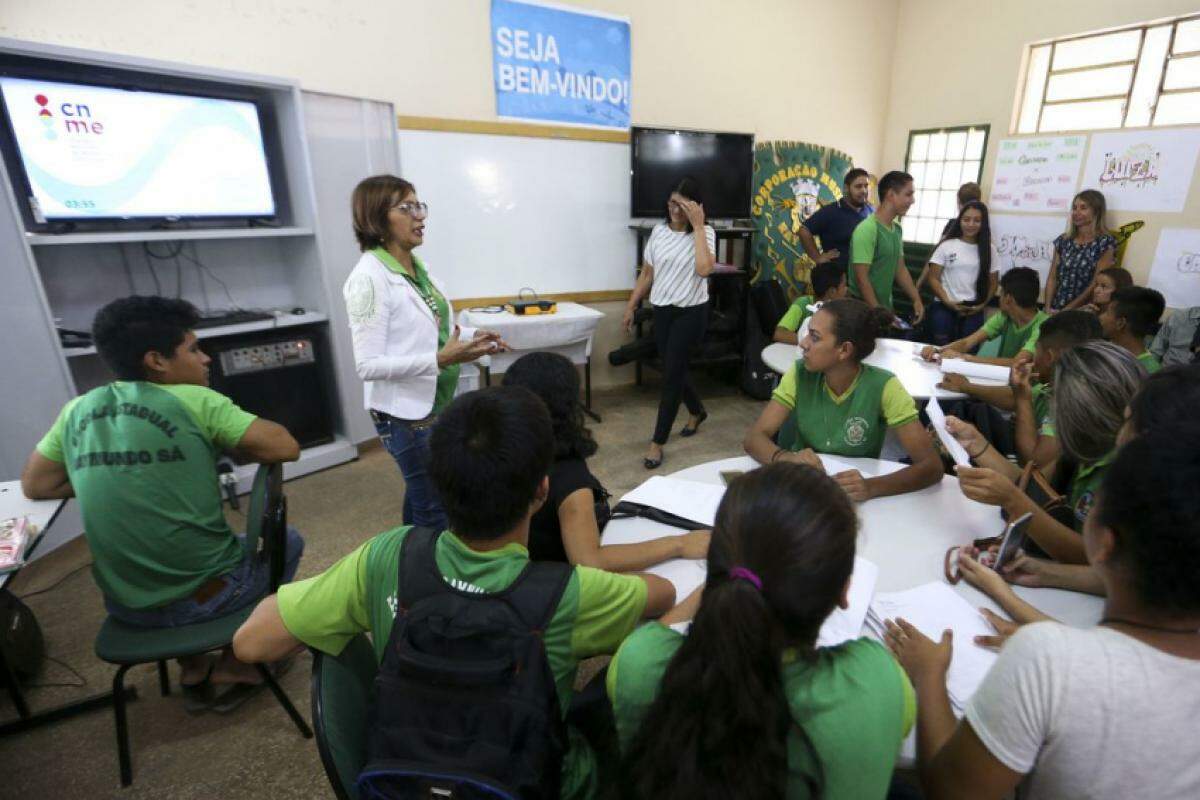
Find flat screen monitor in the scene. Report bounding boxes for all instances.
[0,76,276,224]
[630,126,754,219]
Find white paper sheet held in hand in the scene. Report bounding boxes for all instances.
[926,397,971,467]
[939,359,1010,385]
[817,557,879,647]
[866,582,998,710]
[619,476,726,527]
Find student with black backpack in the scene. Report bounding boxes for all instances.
[234,386,676,799]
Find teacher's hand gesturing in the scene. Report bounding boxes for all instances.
[437,326,500,368]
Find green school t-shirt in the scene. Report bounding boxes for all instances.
[1137,350,1162,374]
[277,526,648,800]
[777,295,815,333]
[1031,383,1055,437]
[979,310,1048,358]
[848,216,903,310]
[36,382,254,609]
[1069,452,1114,532]
[607,623,915,799]
[371,248,459,413]
[772,363,918,458]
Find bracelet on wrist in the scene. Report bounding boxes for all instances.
[770,448,784,463]
[969,441,990,460]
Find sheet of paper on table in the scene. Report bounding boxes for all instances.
[619,476,726,528]
[925,397,971,467]
[939,359,1010,384]
[865,581,998,712]
[645,557,708,608]
[816,556,880,648]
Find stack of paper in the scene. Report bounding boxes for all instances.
[939,359,1010,384]
[817,556,880,647]
[865,582,998,711]
[619,476,727,528]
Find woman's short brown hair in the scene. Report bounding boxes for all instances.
[351,175,415,251]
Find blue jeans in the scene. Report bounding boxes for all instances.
[373,410,447,530]
[105,528,305,628]
[927,300,985,347]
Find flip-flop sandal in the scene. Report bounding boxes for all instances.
[210,655,295,715]
[180,661,216,715]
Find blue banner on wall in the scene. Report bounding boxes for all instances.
[491,0,631,129]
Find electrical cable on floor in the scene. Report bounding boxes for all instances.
[27,656,87,690]
[16,560,92,600]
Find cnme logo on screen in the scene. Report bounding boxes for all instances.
[34,92,105,139]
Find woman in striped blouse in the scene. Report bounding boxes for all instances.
[622,177,717,469]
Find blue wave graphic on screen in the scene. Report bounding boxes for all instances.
[24,102,268,215]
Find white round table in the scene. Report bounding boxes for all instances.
[761,339,1007,401]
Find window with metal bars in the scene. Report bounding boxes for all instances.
[902,125,990,245]
[1016,13,1200,133]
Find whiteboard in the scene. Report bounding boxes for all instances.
[397,129,633,299]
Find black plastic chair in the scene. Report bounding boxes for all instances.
[750,278,790,339]
[93,463,312,786]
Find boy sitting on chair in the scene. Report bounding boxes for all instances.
[21,296,303,710]
[773,261,848,345]
[233,386,676,799]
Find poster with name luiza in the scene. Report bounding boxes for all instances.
[1148,228,1200,309]
[1082,128,1200,213]
[990,136,1086,213]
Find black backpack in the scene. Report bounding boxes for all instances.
[357,527,573,800]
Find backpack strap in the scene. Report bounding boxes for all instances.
[500,560,573,635]
[396,526,445,611]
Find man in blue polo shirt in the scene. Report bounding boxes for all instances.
[796,167,873,270]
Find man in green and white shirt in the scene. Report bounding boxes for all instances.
[235,387,676,799]
[22,296,302,691]
[848,170,924,323]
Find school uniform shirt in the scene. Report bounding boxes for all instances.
[528,457,607,563]
[772,362,918,458]
[848,216,904,310]
[607,623,915,799]
[36,382,255,610]
[1150,306,1200,367]
[777,294,815,333]
[1050,233,1116,310]
[978,310,1048,359]
[276,526,647,800]
[343,249,469,421]
[1031,383,1055,437]
[1068,452,1113,531]
[1136,350,1162,374]
[801,199,873,269]
[645,223,717,308]
[928,239,999,304]
[965,621,1200,800]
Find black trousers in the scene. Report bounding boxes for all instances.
[652,303,708,445]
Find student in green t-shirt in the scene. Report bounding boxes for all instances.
[233,386,675,800]
[21,296,303,698]
[848,170,925,323]
[949,342,1143,564]
[920,266,1046,368]
[773,262,848,345]
[1099,286,1165,374]
[609,463,914,799]
[745,298,942,502]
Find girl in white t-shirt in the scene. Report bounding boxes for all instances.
[883,423,1200,800]
[926,201,999,347]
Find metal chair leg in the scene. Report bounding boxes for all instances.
[157,660,170,697]
[112,665,133,787]
[256,663,313,738]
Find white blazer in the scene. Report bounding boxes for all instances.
[342,251,474,420]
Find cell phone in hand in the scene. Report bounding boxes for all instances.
[990,512,1033,571]
[719,470,744,486]
[892,316,913,331]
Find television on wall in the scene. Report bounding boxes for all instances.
[0,57,282,231]
[630,126,754,220]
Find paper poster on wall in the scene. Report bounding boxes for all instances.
[1147,228,1200,309]
[490,0,631,129]
[990,213,1067,286]
[1081,128,1200,213]
[989,136,1086,212]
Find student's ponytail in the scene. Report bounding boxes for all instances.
[622,464,857,799]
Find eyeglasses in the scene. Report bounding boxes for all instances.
[392,201,430,218]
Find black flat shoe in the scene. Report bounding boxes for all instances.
[679,411,709,437]
[643,453,663,469]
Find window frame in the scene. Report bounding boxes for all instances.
[901,123,991,246]
[1015,12,1200,134]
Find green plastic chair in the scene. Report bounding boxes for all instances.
[310,634,377,800]
[93,463,313,787]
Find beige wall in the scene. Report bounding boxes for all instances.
[881,0,1200,293]
[0,0,898,170]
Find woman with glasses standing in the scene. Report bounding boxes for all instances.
[622,177,717,470]
[343,175,505,529]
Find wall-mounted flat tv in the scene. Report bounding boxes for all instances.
[630,126,754,219]
[0,63,281,230]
